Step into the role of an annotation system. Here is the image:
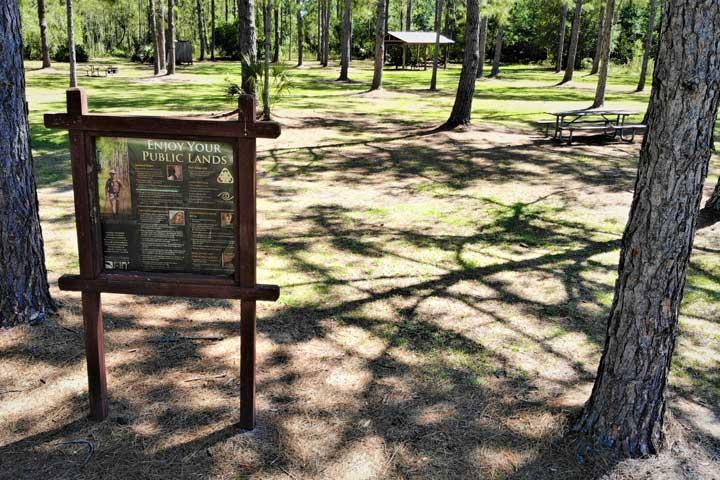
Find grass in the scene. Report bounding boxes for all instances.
[2,57,719,479]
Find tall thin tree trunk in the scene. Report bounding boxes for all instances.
[211,0,216,60]
[384,0,389,35]
[157,1,167,70]
[167,0,176,74]
[590,0,615,108]
[273,3,280,62]
[442,0,479,129]
[317,0,321,61]
[590,2,605,75]
[238,0,257,94]
[489,25,503,78]
[297,0,303,65]
[443,0,452,69]
[576,0,720,458]
[225,0,229,21]
[403,0,412,67]
[0,0,54,326]
[196,0,207,60]
[555,2,568,73]
[636,0,658,92]
[262,0,272,119]
[561,0,583,83]
[322,0,330,66]
[37,0,52,68]
[338,0,351,80]
[429,0,442,91]
[371,0,386,90]
[476,15,488,78]
[150,0,161,74]
[67,0,78,87]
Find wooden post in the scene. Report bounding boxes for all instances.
[67,88,109,421]
[237,95,258,430]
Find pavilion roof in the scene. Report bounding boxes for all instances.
[385,31,455,45]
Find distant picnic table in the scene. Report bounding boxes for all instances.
[85,64,119,78]
[538,108,645,144]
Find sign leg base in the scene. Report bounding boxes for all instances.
[240,300,256,430]
[82,291,108,421]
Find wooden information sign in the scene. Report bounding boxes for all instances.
[45,88,281,429]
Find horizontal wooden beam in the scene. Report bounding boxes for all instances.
[44,113,281,139]
[58,273,280,301]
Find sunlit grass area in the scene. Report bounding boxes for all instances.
[4,58,718,479]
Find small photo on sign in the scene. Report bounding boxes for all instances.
[220,211,234,228]
[221,246,234,268]
[169,210,186,226]
[96,137,132,217]
[166,165,184,182]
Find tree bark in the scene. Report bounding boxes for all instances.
[489,25,503,77]
[576,0,720,458]
[443,0,452,69]
[403,0,412,68]
[371,0,386,90]
[442,0,479,129]
[590,2,604,75]
[167,0,176,74]
[157,0,167,70]
[238,0,257,94]
[561,0,583,83]
[273,2,280,62]
[196,0,207,60]
[262,0,272,119]
[37,0,52,68]
[338,0,352,80]
[476,15,488,78]
[211,0,216,60]
[322,0,330,66]
[150,0,161,74]
[430,0,442,90]
[590,0,615,108]
[555,1,567,73]
[636,0,659,92]
[0,0,54,326]
[66,0,78,87]
[297,0,303,66]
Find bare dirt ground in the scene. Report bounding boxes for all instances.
[1,112,719,479]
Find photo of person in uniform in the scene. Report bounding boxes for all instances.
[105,169,123,216]
[167,165,183,181]
[221,246,235,268]
[169,210,186,226]
[220,211,233,227]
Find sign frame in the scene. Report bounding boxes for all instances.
[45,88,281,429]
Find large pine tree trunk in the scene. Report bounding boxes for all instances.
[555,2,567,73]
[0,0,54,326]
[489,25,503,77]
[561,0,583,83]
[262,0,272,119]
[429,0,442,91]
[167,0,176,74]
[476,15,488,78]
[590,0,615,108]
[37,0,52,68]
[296,0,303,66]
[238,0,257,94]
[150,0,161,74]
[337,0,352,80]
[66,0,78,87]
[636,0,658,92]
[590,2,605,75]
[442,0,479,129]
[371,0,385,90]
[576,0,720,457]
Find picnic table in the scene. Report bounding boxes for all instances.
[539,108,645,144]
[85,64,119,77]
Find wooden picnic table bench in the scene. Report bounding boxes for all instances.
[541,108,645,144]
[84,64,119,77]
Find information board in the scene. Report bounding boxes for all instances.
[96,137,236,275]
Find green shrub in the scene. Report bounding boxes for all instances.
[53,44,89,63]
[580,57,593,70]
[214,21,240,59]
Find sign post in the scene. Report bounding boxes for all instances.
[45,88,280,429]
